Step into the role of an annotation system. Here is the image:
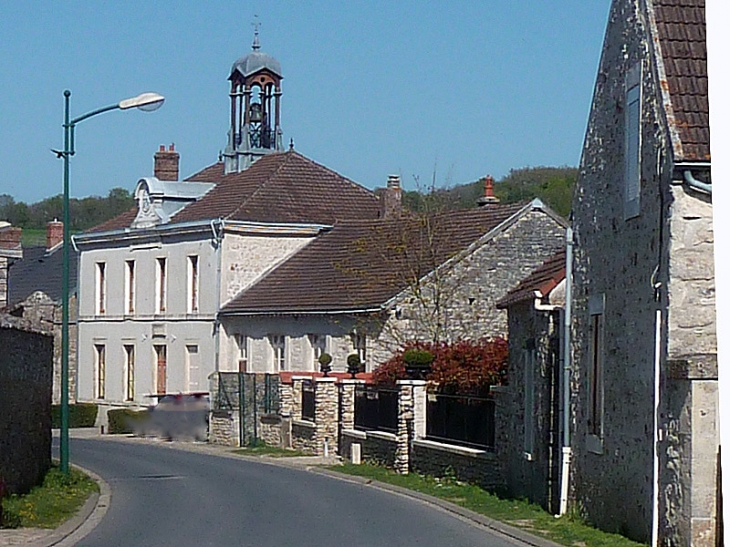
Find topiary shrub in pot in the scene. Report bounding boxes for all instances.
[318,352,333,377]
[346,353,362,379]
[403,348,434,380]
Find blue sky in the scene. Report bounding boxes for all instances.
[0,1,610,204]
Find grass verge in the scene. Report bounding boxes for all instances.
[233,444,311,458]
[1,466,98,529]
[330,463,646,547]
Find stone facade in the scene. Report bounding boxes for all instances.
[411,440,504,491]
[340,429,397,467]
[291,419,316,454]
[0,317,53,495]
[313,377,338,456]
[571,0,718,544]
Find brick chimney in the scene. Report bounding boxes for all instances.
[477,175,500,206]
[154,143,179,181]
[47,219,64,251]
[0,224,22,310]
[381,175,402,219]
[0,225,22,251]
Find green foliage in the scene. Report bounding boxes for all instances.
[51,403,98,429]
[318,352,332,367]
[0,188,135,232]
[347,353,362,368]
[107,408,148,434]
[1,466,98,529]
[402,348,434,368]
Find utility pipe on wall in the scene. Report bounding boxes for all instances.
[559,227,574,516]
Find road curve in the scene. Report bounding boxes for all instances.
[63,437,522,547]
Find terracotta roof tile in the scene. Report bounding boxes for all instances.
[496,249,566,309]
[653,0,710,161]
[221,202,529,314]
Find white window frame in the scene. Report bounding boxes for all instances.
[124,260,135,315]
[123,344,135,401]
[95,262,106,315]
[309,334,327,368]
[587,294,606,454]
[624,63,642,220]
[269,335,286,371]
[187,255,199,313]
[95,343,106,399]
[155,257,167,313]
[235,334,249,372]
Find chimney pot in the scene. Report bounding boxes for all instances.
[381,175,402,218]
[477,174,500,206]
[154,144,180,181]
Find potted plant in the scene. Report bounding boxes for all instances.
[318,352,333,377]
[403,348,434,380]
[346,353,362,379]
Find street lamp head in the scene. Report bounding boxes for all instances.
[118,92,165,112]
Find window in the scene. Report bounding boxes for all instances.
[186,345,200,391]
[156,257,167,313]
[235,334,249,372]
[625,63,641,219]
[588,294,605,451]
[270,335,286,371]
[125,260,135,314]
[188,255,199,313]
[523,344,536,459]
[154,344,167,394]
[309,334,327,367]
[124,344,135,401]
[95,344,106,399]
[95,262,106,315]
[352,332,367,364]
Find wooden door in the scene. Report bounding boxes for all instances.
[155,345,167,394]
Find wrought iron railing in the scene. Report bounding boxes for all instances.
[354,385,398,433]
[301,379,315,421]
[426,391,495,450]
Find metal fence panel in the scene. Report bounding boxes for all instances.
[301,380,315,421]
[426,392,495,450]
[354,385,398,433]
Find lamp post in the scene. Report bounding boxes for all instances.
[58,90,164,474]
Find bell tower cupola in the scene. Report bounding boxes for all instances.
[223,23,284,173]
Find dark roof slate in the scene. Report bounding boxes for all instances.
[221,202,530,314]
[496,248,566,309]
[652,0,710,161]
[7,245,79,307]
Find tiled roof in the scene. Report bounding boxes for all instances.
[7,245,79,307]
[221,202,530,314]
[87,150,380,233]
[652,0,710,161]
[496,249,565,309]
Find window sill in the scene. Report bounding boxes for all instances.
[587,434,604,455]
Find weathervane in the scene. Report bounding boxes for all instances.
[252,15,261,51]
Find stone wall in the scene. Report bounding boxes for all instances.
[411,439,504,491]
[291,419,316,454]
[340,429,397,467]
[0,317,53,495]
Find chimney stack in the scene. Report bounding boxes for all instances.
[477,175,500,206]
[47,219,64,251]
[0,223,22,310]
[154,143,180,181]
[0,225,22,251]
[381,175,402,219]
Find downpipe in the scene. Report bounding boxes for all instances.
[559,226,574,516]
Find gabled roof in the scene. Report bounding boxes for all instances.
[221,201,547,315]
[88,150,380,233]
[7,245,79,307]
[650,0,709,162]
[496,249,566,309]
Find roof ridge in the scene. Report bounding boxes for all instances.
[290,151,375,197]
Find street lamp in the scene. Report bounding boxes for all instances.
[57,90,164,474]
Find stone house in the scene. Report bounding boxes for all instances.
[218,198,566,374]
[73,38,381,418]
[496,250,566,514]
[4,221,79,404]
[570,0,716,544]
[0,222,22,309]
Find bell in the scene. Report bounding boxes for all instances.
[249,103,262,123]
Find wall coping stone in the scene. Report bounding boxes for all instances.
[340,379,366,385]
[343,428,367,440]
[292,418,315,429]
[366,430,398,442]
[315,377,337,383]
[414,438,497,459]
[396,379,427,386]
[291,375,314,381]
[489,385,509,394]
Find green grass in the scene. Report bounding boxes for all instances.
[330,463,647,547]
[233,444,311,458]
[1,466,98,529]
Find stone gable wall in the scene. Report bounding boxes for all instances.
[0,323,53,495]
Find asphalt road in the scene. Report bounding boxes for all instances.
[60,438,522,547]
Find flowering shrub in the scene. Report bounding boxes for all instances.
[372,337,509,394]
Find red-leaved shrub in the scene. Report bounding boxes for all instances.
[372,337,508,394]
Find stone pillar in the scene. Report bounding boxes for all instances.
[314,377,338,456]
[395,379,427,474]
[279,382,294,417]
[339,379,364,432]
[291,376,309,421]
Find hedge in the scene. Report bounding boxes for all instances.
[107,409,149,434]
[51,403,98,428]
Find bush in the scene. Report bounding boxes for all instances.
[372,338,509,394]
[107,409,148,434]
[51,403,98,428]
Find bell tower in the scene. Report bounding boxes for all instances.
[223,24,284,173]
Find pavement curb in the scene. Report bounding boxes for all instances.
[33,464,111,547]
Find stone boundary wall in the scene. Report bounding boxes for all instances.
[291,419,316,454]
[0,320,53,495]
[411,439,504,490]
[341,429,397,467]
